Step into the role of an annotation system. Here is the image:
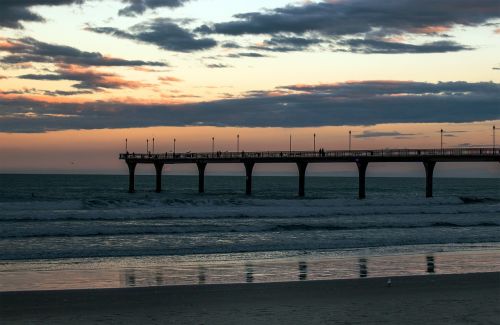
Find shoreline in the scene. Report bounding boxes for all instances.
[2,272,499,324]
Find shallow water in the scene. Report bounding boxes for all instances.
[0,174,498,291]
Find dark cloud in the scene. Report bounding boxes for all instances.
[227,52,268,58]
[250,35,323,52]
[202,0,499,54]
[208,0,500,36]
[87,19,217,52]
[339,39,472,54]
[18,65,146,90]
[354,131,417,138]
[0,81,498,133]
[119,0,191,16]
[205,63,232,68]
[0,1,84,29]
[0,1,191,29]
[43,90,94,96]
[221,42,242,49]
[0,37,166,67]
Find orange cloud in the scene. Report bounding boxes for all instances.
[158,76,183,83]
[410,25,451,34]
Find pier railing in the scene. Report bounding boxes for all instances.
[120,147,499,160]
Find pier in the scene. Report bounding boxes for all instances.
[120,148,499,199]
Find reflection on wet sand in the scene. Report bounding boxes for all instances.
[299,261,308,280]
[110,250,495,291]
[124,269,136,287]
[155,271,164,286]
[426,255,435,273]
[246,264,254,283]
[359,258,368,278]
[198,266,207,285]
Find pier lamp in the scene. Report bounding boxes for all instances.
[152,138,155,154]
[212,137,215,156]
[289,134,292,153]
[440,129,443,152]
[237,134,240,152]
[349,131,352,151]
[146,139,149,153]
[125,138,128,152]
[493,126,496,150]
[314,133,316,152]
[174,138,176,155]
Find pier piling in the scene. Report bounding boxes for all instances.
[356,160,368,199]
[297,162,308,197]
[154,162,164,193]
[423,161,436,198]
[244,162,255,195]
[197,162,207,193]
[126,161,137,193]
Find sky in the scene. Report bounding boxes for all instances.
[0,0,499,176]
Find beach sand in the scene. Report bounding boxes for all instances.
[1,272,499,324]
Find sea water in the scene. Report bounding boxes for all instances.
[0,174,499,291]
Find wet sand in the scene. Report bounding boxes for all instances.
[1,272,499,324]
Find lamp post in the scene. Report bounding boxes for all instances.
[289,134,292,153]
[314,133,316,152]
[146,139,149,153]
[349,130,352,151]
[212,137,215,156]
[173,138,176,155]
[237,134,240,152]
[493,126,496,150]
[152,138,155,154]
[440,129,443,152]
[125,138,128,152]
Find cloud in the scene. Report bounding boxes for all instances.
[87,19,217,52]
[202,0,500,54]
[354,131,417,138]
[0,1,84,29]
[118,0,191,16]
[250,35,323,52]
[227,52,268,58]
[18,64,147,90]
[158,76,182,83]
[0,81,498,133]
[339,39,472,54]
[208,0,500,36]
[205,63,232,68]
[0,37,166,67]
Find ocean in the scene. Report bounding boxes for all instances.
[0,174,499,291]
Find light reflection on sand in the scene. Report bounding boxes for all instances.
[1,247,499,292]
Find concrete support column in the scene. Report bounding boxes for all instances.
[244,162,255,195]
[297,162,308,197]
[356,160,369,199]
[127,161,137,193]
[423,161,436,198]
[197,162,207,193]
[154,162,164,193]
